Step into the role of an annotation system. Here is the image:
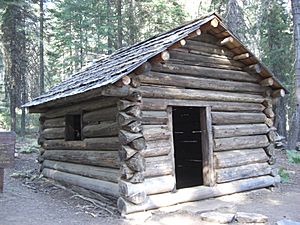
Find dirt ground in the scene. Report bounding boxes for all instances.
[0,139,300,225]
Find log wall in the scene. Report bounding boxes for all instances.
[38,96,121,198]
[37,29,280,214]
[117,31,279,214]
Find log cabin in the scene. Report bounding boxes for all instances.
[23,13,286,215]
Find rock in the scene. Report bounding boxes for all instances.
[200,211,235,224]
[276,219,300,225]
[236,212,268,223]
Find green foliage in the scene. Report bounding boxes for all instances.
[278,167,289,183]
[286,150,300,164]
[46,0,186,89]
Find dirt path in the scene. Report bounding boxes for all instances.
[0,144,300,225]
[0,153,127,225]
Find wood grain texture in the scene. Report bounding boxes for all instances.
[214,135,269,151]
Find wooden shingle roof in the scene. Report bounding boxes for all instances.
[24,12,286,109]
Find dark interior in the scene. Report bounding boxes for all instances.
[65,114,82,141]
[172,106,204,189]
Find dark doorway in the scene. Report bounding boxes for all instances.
[172,106,204,189]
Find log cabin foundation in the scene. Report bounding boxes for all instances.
[24,12,286,215]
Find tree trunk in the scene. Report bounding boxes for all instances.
[107,0,113,54]
[128,0,135,44]
[39,0,44,94]
[117,0,122,49]
[289,0,300,149]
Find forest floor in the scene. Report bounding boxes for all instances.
[0,138,300,225]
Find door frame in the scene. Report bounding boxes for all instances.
[167,105,215,190]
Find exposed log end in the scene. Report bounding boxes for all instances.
[149,50,170,64]
[220,36,234,46]
[259,78,274,87]
[115,76,131,87]
[272,89,285,98]
[233,53,250,61]
[196,29,202,36]
[161,51,170,61]
[129,137,146,150]
[210,18,219,28]
[245,64,262,74]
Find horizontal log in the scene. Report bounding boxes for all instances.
[120,160,172,181]
[214,148,269,168]
[43,160,120,183]
[142,98,265,112]
[83,107,117,124]
[30,85,135,113]
[42,168,118,197]
[216,163,271,183]
[142,125,171,141]
[119,175,175,197]
[42,137,119,150]
[140,86,264,104]
[117,176,275,214]
[43,117,65,128]
[42,150,120,168]
[212,112,267,125]
[82,122,119,138]
[170,49,243,68]
[41,97,118,119]
[152,63,259,83]
[233,53,250,60]
[42,127,65,140]
[185,40,233,57]
[139,72,266,93]
[142,111,168,125]
[84,137,120,150]
[141,140,171,157]
[214,135,269,151]
[213,124,269,138]
[145,156,173,177]
[68,185,118,208]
